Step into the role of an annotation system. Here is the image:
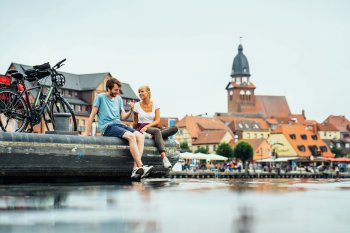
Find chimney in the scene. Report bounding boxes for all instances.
[302,109,305,119]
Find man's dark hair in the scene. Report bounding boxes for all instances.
[106,78,122,91]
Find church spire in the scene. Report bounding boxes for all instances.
[230,44,251,78]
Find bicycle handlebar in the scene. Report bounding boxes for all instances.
[53,58,66,69]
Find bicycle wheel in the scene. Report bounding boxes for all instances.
[50,97,77,131]
[0,88,29,132]
[43,105,55,131]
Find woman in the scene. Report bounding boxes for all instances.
[133,85,178,169]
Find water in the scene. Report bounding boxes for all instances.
[0,178,350,233]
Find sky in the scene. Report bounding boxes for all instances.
[0,0,349,122]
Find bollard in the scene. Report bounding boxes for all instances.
[46,112,78,135]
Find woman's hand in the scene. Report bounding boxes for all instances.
[140,127,148,133]
[128,100,135,109]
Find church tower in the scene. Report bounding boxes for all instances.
[226,44,256,112]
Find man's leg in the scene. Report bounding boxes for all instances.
[134,131,145,161]
[122,131,143,168]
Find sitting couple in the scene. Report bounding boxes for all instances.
[87,78,178,179]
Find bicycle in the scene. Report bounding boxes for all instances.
[0,59,77,133]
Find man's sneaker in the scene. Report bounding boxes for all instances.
[141,165,154,178]
[131,167,144,180]
[162,157,172,169]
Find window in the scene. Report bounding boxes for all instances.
[213,145,216,151]
[244,124,249,128]
[320,146,328,152]
[308,145,318,155]
[323,132,327,137]
[336,143,341,148]
[238,123,244,129]
[289,134,296,139]
[261,133,264,139]
[346,143,350,148]
[79,119,85,132]
[301,134,307,140]
[254,133,257,139]
[246,133,250,139]
[253,124,259,129]
[311,135,318,140]
[297,145,305,152]
[75,105,81,112]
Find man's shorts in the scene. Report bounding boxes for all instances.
[103,123,135,138]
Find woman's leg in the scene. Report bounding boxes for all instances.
[161,126,178,139]
[146,127,166,157]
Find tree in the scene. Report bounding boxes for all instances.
[195,146,209,154]
[216,142,234,158]
[180,141,191,152]
[233,141,253,172]
[331,147,344,158]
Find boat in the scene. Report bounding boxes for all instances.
[0,132,180,183]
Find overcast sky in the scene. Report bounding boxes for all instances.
[1,0,349,122]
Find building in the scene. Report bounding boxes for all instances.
[317,122,341,140]
[268,123,333,159]
[216,115,270,140]
[322,115,350,139]
[175,115,234,153]
[7,62,139,134]
[217,44,304,124]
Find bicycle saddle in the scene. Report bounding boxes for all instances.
[7,70,18,75]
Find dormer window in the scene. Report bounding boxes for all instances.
[236,77,241,84]
[320,146,328,152]
[289,134,296,139]
[297,145,305,152]
[301,134,307,140]
[244,124,249,128]
[311,135,318,140]
[238,123,244,129]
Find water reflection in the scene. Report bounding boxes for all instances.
[0,179,349,233]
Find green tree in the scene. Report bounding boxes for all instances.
[216,142,234,158]
[331,147,344,158]
[233,141,253,172]
[180,141,191,152]
[195,146,209,154]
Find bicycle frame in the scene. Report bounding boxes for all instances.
[14,76,57,125]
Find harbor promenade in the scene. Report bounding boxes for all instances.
[169,170,350,179]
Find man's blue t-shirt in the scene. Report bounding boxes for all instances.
[93,93,123,134]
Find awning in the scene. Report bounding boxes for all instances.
[179,152,228,161]
[255,157,299,162]
[325,157,350,163]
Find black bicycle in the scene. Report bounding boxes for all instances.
[0,59,77,133]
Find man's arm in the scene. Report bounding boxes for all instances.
[86,106,99,136]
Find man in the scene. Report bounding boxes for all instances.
[87,77,153,179]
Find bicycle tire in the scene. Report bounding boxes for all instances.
[43,105,55,131]
[50,97,77,131]
[0,88,29,132]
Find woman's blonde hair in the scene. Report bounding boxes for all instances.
[138,85,151,99]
